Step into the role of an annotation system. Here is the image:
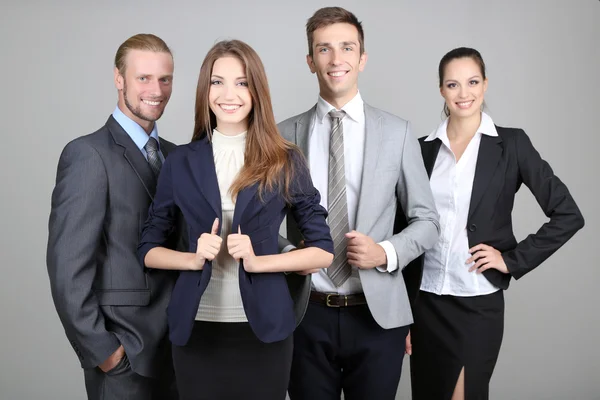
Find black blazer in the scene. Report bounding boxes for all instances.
[138,136,334,346]
[401,126,584,302]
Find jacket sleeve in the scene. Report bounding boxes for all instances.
[46,139,121,369]
[503,130,584,279]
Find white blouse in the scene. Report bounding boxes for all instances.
[420,112,500,297]
[196,129,248,322]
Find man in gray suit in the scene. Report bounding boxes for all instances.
[47,34,180,400]
[279,7,440,400]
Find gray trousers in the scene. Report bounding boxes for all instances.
[83,354,178,400]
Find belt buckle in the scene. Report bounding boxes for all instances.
[326,294,347,307]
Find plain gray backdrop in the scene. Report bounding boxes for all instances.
[1,0,598,399]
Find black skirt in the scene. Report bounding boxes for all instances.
[410,290,505,400]
[171,321,293,400]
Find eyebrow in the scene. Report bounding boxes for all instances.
[444,75,482,83]
[211,74,247,80]
[314,41,357,48]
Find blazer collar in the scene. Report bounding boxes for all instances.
[188,136,261,232]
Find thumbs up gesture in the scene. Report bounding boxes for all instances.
[227,226,259,273]
[193,218,223,270]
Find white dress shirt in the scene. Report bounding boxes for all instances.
[307,92,399,295]
[420,112,500,296]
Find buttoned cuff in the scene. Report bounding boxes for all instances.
[375,240,399,273]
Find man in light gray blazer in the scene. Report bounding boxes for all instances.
[46,34,181,400]
[279,8,440,400]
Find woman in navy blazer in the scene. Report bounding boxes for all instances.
[138,40,333,400]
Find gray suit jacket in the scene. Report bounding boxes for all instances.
[278,103,440,328]
[47,115,183,378]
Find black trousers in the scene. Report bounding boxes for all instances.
[83,353,177,400]
[171,321,293,400]
[288,301,409,400]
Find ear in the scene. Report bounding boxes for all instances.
[114,67,124,90]
[483,77,488,93]
[306,54,316,74]
[358,51,368,72]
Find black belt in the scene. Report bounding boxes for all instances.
[309,291,367,307]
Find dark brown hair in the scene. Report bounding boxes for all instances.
[192,40,299,201]
[306,7,365,57]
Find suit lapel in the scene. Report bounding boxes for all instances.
[421,138,442,179]
[468,134,503,218]
[190,137,222,220]
[294,106,315,157]
[107,116,156,199]
[232,184,258,233]
[354,104,383,233]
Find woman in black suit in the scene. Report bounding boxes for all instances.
[408,47,584,400]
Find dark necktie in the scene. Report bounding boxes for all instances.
[144,137,162,178]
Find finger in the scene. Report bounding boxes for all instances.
[405,332,412,355]
[345,230,359,239]
[466,251,488,264]
[469,243,490,253]
[238,225,241,235]
[211,218,219,235]
[469,257,489,272]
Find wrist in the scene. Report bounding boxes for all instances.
[188,252,202,270]
[376,244,387,267]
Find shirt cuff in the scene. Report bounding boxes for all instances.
[376,241,398,273]
[282,244,296,253]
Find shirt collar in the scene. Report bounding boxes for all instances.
[316,91,364,124]
[112,106,160,152]
[425,111,498,142]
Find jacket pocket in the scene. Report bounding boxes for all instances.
[96,289,151,306]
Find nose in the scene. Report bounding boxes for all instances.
[148,79,162,97]
[458,85,468,98]
[330,48,343,66]
[223,83,236,101]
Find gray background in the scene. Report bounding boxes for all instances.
[1,0,598,399]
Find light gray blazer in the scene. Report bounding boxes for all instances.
[46,116,184,378]
[279,103,440,329]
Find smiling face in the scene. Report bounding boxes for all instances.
[208,56,252,135]
[307,22,367,109]
[114,49,173,133]
[440,57,488,120]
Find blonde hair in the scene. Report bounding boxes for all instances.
[114,34,172,74]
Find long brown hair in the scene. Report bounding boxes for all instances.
[192,40,299,201]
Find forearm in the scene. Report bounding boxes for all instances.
[144,247,197,270]
[255,247,333,273]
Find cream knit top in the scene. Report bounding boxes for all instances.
[196,129,247,322]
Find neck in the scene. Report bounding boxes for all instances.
[321,87,358,110]
[447,112,481,142]
[215,121,248,136]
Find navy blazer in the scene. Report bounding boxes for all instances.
[138,136,333,346]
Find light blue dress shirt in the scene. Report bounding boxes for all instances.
[112,106,165,162]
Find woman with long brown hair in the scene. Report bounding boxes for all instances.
[138,40,334,400]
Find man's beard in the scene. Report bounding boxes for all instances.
[123,81,164,123]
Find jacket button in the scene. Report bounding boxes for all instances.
[468,224,477,232]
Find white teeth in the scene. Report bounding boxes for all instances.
[220,104,240,110]
[457,101,473,107]
[329,71,346,77]
[143,100,160,106]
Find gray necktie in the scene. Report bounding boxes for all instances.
[144,137,162,178]
[327,110,352,287]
